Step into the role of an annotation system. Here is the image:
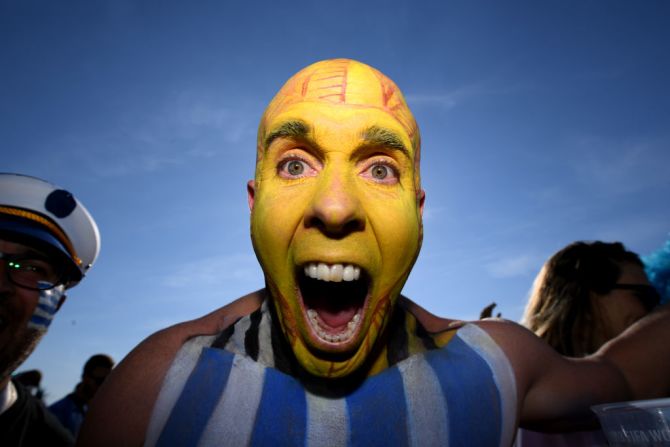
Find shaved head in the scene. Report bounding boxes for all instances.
[258,59,420,166]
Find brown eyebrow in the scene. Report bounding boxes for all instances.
[361,126,411,159]
[264,120,311,151]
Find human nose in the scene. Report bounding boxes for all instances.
[303,169,365,237]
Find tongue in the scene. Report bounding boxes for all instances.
[300,275,365,331]
[315,306,357,331]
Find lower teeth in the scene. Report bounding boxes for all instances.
[307,309,360,343]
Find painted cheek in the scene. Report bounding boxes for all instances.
[266,281,300,343]
[373,198,421,285]
[252,194,295,274]
[27,283,64,332]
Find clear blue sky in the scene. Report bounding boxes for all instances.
[2,0,669,404]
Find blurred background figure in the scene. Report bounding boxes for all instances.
[516,240,660,446]
[48,354,114,438]
[479,302,502,319]
[12,370,44,402]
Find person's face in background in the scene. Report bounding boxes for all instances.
[0,238,62,381]
[82,365,112,401]
[592,262,652,344]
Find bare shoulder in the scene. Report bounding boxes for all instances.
[472,318,631,429]
[77,290,265,447]
[400,296,463,332]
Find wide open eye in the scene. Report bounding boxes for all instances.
[278,157,317,179]
[361,160,399,184]
[371,164,391,180]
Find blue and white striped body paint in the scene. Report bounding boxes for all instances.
[146,316,517,447]
[27,282,64,332]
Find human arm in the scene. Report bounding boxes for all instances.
[479,304,670,431]
[595,303,670,399]
[76,290,264,447]
[479,319,630,431]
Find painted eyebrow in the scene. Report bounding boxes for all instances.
[361,126,410,159]
[264,120,311,151]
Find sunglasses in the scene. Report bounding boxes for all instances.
[611,284,661,311]
[0,251,64,290]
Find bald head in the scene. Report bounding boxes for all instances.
[249,59,425,379]
[257,59,420,165]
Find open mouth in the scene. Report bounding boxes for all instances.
[298,262,369,345]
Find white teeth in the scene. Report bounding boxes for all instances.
[317,263,330,281]
[330,264,343,282]
[303,262,361,282]
[306,309,362,343]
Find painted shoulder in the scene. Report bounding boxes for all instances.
[399,295,463,333]
[77,290,265,447]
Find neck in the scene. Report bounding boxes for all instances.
[213,297,450,395]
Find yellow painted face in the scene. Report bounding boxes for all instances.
[249,59,424,378]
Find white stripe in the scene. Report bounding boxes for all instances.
[305,391,348,447]
[398,354,449,446]
[457,324,518,447]
[198,354,266,447]
[144,335,216,447]
[257,302,275,368]
[224,312,252,355]
[32,307,57,320]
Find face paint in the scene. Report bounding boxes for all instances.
[250,59,425,378]
[27,282,64,332]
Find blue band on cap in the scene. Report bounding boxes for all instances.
[0,219,80,281]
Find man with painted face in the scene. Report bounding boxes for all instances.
[81,59,670,446]
[0,173,100,446]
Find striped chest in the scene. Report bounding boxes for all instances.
[145,323,516,447]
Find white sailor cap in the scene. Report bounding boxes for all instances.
[0,173,100,288]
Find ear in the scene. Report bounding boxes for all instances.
[56,294,67,312]
[247,180,256,211]
[418,189,425,217]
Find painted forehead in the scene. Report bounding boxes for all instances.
[259,59,419,152]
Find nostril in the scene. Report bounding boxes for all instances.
[342,219,364,234]
[304,212,365,238]
[305,215,326,231]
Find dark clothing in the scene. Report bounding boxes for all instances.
[48,393,86,438]
[0,381,74,447]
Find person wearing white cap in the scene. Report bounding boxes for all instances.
[0,173,100,447]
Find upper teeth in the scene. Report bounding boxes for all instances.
[303,263,361,282]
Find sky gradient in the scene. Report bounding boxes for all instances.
[2,0,669,403]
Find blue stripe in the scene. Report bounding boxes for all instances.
[426,336,501,446]
[36,302,57,314]
[251,365,307,446]
[29,315,52,328]
[156,348,234,447]
[347,366,409,446]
